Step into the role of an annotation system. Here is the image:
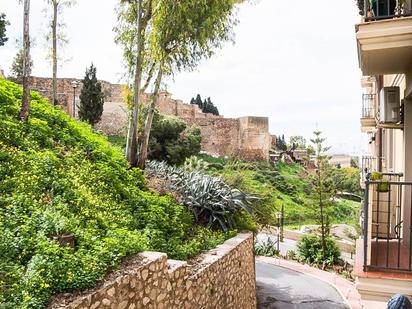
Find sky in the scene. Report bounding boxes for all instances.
[0,0,365,155]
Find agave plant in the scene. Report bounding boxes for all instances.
[146,161,256,231]
[254,236,279,257]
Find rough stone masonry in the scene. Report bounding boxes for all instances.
[29,77,272,161]
[48,233,257,309]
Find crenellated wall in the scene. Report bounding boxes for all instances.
[48,233,256,309]
[29,77,271,161]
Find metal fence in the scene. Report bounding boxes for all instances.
[362,94,376,118]
[361,156,376,182]
[363,173,412,271]
[364,0,412,21]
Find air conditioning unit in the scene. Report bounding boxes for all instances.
[379,87,400,123]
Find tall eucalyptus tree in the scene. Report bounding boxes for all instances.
[45,0,75,105]
[137,0,242,169]
[19,0,31,122]
[114,0,155,167]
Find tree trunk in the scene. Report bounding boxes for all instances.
[320,199,327,259]
[137,64,163,170]
[126,0,144,168]
[19,0,31,122]
[318,169,327,260]
[52,0,58,105]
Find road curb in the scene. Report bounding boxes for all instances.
[256,256,362,309]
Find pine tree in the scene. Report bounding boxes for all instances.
[78,64,104,126]
[190,97,196,105]
[308,131,337,260]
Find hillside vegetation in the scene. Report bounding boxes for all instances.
[0,80,232,309]
[197,154,362,230]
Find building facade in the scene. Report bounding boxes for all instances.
[355,0,412,301]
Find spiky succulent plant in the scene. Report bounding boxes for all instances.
[146,161,255,231]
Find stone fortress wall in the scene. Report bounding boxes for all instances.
[49,233,256,309]
[29,77,271,161]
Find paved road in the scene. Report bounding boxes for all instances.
[256,261,350,309]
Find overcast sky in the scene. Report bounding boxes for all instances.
[0,0,365,154]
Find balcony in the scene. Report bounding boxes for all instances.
[361,94,377,132]
[361,156,377,184]
[356,0,412,75]
[362,173,412,273]
[363,0,412,22]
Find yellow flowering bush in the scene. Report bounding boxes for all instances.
[0,79,232,309]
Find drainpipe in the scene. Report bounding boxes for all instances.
[378,128,383,172]
[378,75,383,172]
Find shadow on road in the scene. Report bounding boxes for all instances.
[256,261,350,309]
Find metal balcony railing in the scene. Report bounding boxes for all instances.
[361,156,376,182]
[363,173,412,272]
[364,0,412,22]
[362,94,376,118]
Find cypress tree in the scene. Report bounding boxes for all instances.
[203,99,209,113]
[206,97,219,115]
[195,94,203,109]
[0,13,9,47]
[191,95,219,115]
[78,64,104,126]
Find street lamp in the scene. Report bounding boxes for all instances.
[71,80,79,118]
[275,211,281,252]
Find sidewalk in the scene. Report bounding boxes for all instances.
[256,256,387,309]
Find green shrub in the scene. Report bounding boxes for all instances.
[297,235,341,266]
[254,236,279,257]
[286,249,297,260]
[196,154,226,170]
[0,80,231,309]
[332,167,362,195]
[149,114,201,165]
[146,161,255,231]
[108,112,202,166]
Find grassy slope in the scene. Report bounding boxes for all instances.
[199,155,361,230]
[0,80,230,309]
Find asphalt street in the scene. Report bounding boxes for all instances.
[256,261,350,309]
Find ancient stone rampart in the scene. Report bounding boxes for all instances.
[29,77,271,161]
[49,233,256,309]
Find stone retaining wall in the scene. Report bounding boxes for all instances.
[50,233,256,309]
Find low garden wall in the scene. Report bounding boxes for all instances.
[50,233,256,309]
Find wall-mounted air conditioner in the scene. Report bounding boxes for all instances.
[379,87,400,124]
